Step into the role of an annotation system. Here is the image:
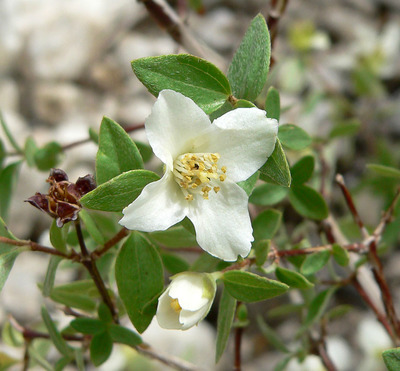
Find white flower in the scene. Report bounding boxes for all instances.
[156,272,217,330]
[119,89,278,261]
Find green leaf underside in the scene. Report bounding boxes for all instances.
[81,170,159,212]
[255,240,270,266]
[0,161,21,220]
[249,183,289,206]
[215,289,237,362]
[252,209,282,241]
[0,218,20,293]
[278,124,312,151]
[42,256,62,297]
[382,348,400,371]
[290,155,315,185]
[96,117,143,185]
[257,316,289,353]
[265,87,280,121]
[228,14,271,101]
[289,185,329,220]
[132,54,231,114]
[34,142,63,171]
[222,270,289,302]
[90,331,113,366]
[299,288,336,333]
[161,253,190,275]
[367,164,400,179]
[149,225,197,247]
[301,250,331,276]
[115,232,164,333]
[275,266,314,289]
[70,318,106,335]
[108,324,142,347]
[332,244,350,266]
[259,139,291,187]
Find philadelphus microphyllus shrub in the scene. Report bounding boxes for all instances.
[156,272,217,330]
[120,89,278,261]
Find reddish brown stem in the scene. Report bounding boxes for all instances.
[234,327,243,371]
[75,220,119,324]
[92,227,130,258]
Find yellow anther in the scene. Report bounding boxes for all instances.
[185,194,194,201]
[221,166,227,173]
[213,186,220,193]
[170,298,182,312]
[219,174,226,182]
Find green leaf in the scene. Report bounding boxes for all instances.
[88,128,99,144]
[149,225,197,248]
[0,218,20,293]
[0,161,21,220]
[115,232,164,333]
[301,250,331,276]
[34,142,63,171]
[332,244,349,267]
[41,307,72,357]
[299,288,335,333]
[108,324,142,347]
[227,14,271,101]
[81,170,159,212]
[325,304,352,320]
[268,303,303,318]
[275,266,314,289]
[132,54,231,114]
[265,87,280,121]
[49,280,99,312]
[237,172,259,196]
[49,220,69,253]
[290,156,315,185]
[42,256,62,297]
[0,139,4,168]
[161,253,190,275]
[0,111,22,153]
[382,347,400,371]
[135,141,153,163]
[0,351,19,369]
[215,288,237,362]
[70,318,106,335]
[222,270,289,302]
[96,117,143,185]
[257,316,289,353]
[278,124,312,151]
[55,355,73,371]
[2,321,24,347]
[24,136,38,167]
[289,185,328,220]
[259,139,291,187]
[255,240,270,267]
[79,210,105,244]
[90,331,113,366]
[249,183,288,206]
[367,164,400,179]
[329,119,361,138]
[252,209,282,241]
[98,302,113,323]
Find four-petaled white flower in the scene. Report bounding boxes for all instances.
[119,89,278,261]
[156,272,217,330]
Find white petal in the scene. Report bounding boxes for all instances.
[169,273,209,311]
[194,107,278,182]
[145,90,212,167]
[156,289,183,330]
[119,171,187,232]
[179,305,211,330]
[187,180,253,261]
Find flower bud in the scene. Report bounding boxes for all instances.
[25,168,96,227]
[156,272,217,330]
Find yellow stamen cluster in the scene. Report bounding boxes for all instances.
[170,298,182,313]
[173,153,227,201]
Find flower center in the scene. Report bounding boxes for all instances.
[170,298,182,313]
[173,153,227,201]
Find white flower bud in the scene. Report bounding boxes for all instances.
[156,272,217,330]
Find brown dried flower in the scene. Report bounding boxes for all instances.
[26,169,96,227]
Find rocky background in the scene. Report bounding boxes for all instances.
[0,0,400,370]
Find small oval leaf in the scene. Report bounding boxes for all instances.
[275,266,314,289]
[289,185,328,220]
[278,124,311,151]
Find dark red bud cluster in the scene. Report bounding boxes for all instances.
[26,169,96,227]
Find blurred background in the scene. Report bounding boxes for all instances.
[0,0,400,370]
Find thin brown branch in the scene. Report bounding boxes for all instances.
[137,0,225,69]
[234,327,243,371]
[335,174,369,238]
[92,227,130,258]
[0,236,79,260]
[75,220,119,324]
